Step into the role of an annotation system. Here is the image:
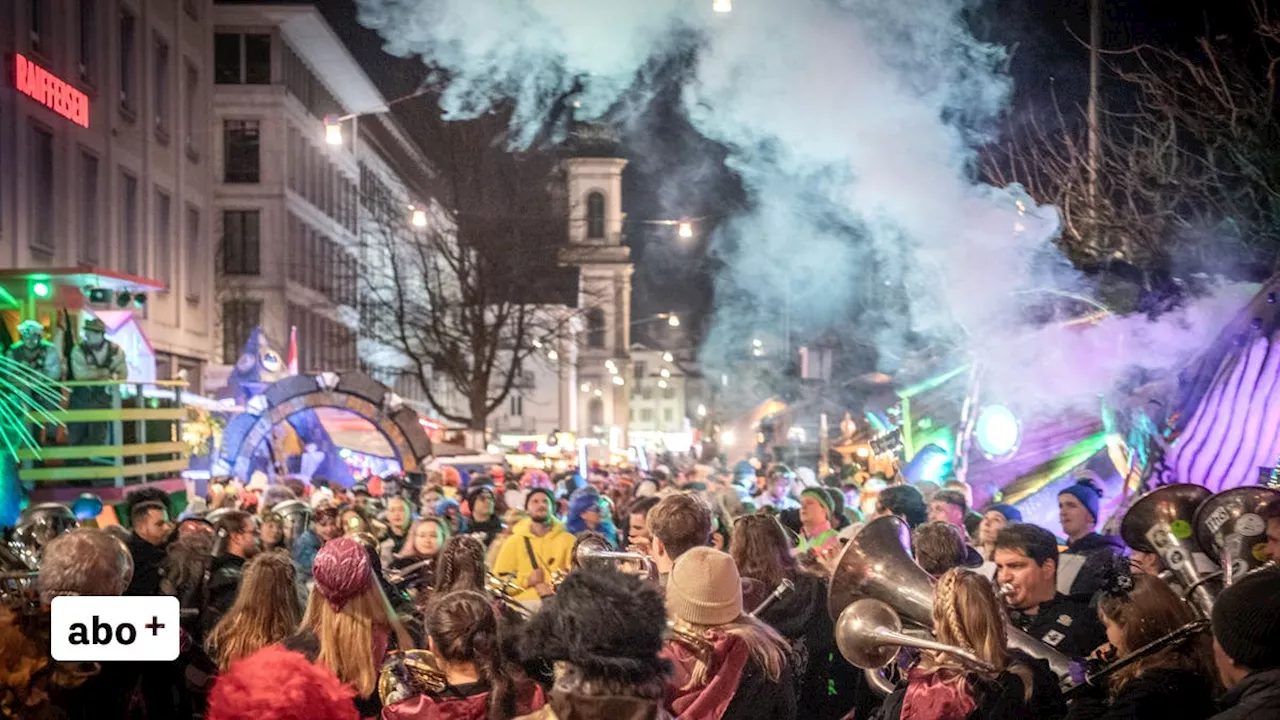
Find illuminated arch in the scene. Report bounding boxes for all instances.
[212,371,432,478]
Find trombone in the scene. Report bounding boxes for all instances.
[1065,619,1210,696]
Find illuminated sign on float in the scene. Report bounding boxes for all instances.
[12,53,90,128]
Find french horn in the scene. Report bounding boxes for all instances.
[1193,486,1280,585]
[1121,484,1218,617]
[828,515,1076,691]
[378,649,447,706]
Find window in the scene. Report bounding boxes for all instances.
[220,210,260,275]
[223,120,260,183]
[585,307,606,348]
[120,172,140,275]
[640,408,654,423]
[119,9,137,115]
[78,0,95,83]
[185,206,201,302]
[586,192,605,239]
[184,62,199,159]
[664,386,676,399]
[154,189,171,287]
[510,395,523,417]
[221,300,262,364]
[634,362,646,379]
[641,387,653,400]
[30,124,54,253]
[663,408,674,423]
[79,151,99,264]
[589,398,604,428]
[214,33,271,85]
[30,0,46,55]
[153,36,171,140]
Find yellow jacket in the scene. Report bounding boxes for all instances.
[492,517,575,601]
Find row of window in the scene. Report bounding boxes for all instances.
[29,0,204,158]
[26,122,202,298]
[630,407,678,424]
[287,124,359,233]
[286,302,358,373]
[287,214,359,307]
[633,385,679,400]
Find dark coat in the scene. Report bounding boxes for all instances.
[123,532,166,596]
[721,656,797,720]
[1065,668,1216,720]
[201,554,246,635]
[1009,593,1108,661]
[1212,667,1280,720]
[1061,533,1127,599]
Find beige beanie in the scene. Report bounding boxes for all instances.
[666,546,743,626]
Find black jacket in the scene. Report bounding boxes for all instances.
[721,655,797,720]
[1212,667,1280,720]
[875,670,1032,720]
[1061,533,1127,599]
[756,571,859,719]
[1009,593,1107,660]
[123,533,167,596]
[1065,667,1216,720]
[201,554,246,635]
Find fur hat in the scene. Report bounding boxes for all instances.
[311,537,373,611]
[516,567,671,684]
[207,646,357,720]
[17,320,44,337]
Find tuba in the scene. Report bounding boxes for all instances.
[3,502,92,606]
[828,515,1076,692]
[836,597,999,673]
[1121,484,1218,617]
[378,649,447,706]
[271,499,314,549]
[1194,486,1280,586]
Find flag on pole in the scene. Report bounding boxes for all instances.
[287,326,299,375]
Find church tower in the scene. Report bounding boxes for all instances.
[558,124,632,452]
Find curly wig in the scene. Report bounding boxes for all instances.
[206,646,357,720]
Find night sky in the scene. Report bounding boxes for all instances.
[315,0,1259,337]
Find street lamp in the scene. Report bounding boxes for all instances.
[713,0,732,11]
[410,205,427,228]
[678,221,694,239]
[662,352,674,363]
[668,314,680,328]
[323,115,343,146]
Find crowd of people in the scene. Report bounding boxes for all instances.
[3,460,1280,720]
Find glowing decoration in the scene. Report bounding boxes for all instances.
[721,430,736,447]
[593,389,603,397]
[32,281,51,298]
[975,404,1021,459]
[902,443,951,484]
[580,383,591,392]
[697,404,707,417]
[71,493,103,521]
[547,349,558,361]
[657,379,668,389]
[660,368,670,378]
[324,115,343,145]
[678,221,694,238]
[713,0,732,12]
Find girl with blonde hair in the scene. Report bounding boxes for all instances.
[388,516,450,598]
[878,568,1034,720]
[205,551,302,671]
[283,536,414,718]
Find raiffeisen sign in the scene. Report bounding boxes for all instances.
[12,53,89,129]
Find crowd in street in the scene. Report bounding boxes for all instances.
[3,460,1280,720]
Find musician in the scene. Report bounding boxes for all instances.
[283,537,415,718]
[796,487,841,559]
[206,551,303,671]
[995,524,1106,660]
[383,591,544,720]
[625,495,662,556]
[203,510,259,635]
[293,503,340,585]
[490,488,574,602]
[1056,478,1127,598]
[390,517,451,596]
[875,569,1036,720]
[977,504,1022,562]
[464,486,503,546]
[663,547,796,719]
[647,492,713,587]
[512,568,674,720]
[1064,569,1215,720]
[1209,567,1280,719]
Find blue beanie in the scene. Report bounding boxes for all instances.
[434,497,461,517]
[1058,479,1101,522]
[985,503,1023,523]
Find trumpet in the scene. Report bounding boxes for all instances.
[378,649,447,706]
[486,573,531,620]
[553,533,659,586]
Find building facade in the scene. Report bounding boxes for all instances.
[210,2,436,395]
[0,0,217,387]
[628,343,692,452]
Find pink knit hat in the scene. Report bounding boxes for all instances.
[312,537,373,611]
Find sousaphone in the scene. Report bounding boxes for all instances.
[1194,486,1280,585]
[1121,484,1218,617]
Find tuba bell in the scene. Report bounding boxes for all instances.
[1121,484,1218,617]
[1193,486,1280,586]
[828,515,1077,690]
[836,597,999,673]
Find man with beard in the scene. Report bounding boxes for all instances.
[67,317,127,455]
[125,500,173,596]
[994,523,1106,660]
[203,510,259,634]
[492,488,574,602]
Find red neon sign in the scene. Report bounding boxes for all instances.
[13,53,89,128]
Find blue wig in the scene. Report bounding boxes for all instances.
[564,486,618,546]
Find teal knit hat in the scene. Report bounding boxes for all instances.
[801,487,834,521]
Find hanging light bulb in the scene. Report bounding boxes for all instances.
[547,349,558,361]
[580,383,591,393]
[713,0,732,13]
[658,379,668,389]
[660,368,671,378]
[323,115,343,145]
[678,221,694,239]
[410,206,428,228]
[667,314,680,327]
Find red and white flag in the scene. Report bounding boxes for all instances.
[287,326,299,375]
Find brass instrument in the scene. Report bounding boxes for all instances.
[667,619,716,664]
[1121,484,1219,617]
[827,515,1077,693]
[486,573,531,619]
[378,649,447,706]
[749,578,796,617]
[385,557,434,588]
[836,597,999,673]
[1065,619,1209,696]
[552,533,659,586]
[1193,486,1280,585]
[2,503,84,605]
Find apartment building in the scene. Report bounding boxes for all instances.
[0,0,217,387]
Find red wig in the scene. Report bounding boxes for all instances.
[206,646,358,720]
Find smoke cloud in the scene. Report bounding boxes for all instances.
[356,0,1249,422]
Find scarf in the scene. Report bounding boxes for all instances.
[901,668,976,720]
[662,632,750,720]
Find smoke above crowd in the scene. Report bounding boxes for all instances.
[355,0,1250,420]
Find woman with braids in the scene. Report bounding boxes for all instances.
[1063,571,1215,720]
[730,512,856,720]
[383,591,544,720]
[875,568,1035,720]
[433,535,527,626]
[662,547,797,720]
[205,552,303,671]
